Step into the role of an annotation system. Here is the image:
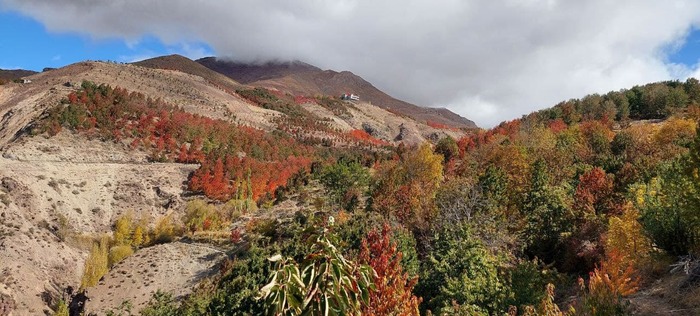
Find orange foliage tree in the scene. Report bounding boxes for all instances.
[574,167,616,216]
[359,224,421,316]
[372,144,443,232]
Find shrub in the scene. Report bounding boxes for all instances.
[53,299,69,316]
[140,290,178,316]
[520,284,573,316]
[108,245,134,267]
[183,199,218,233]
[576,250,638,316]
[153,214,178,244]
[259,227,375,315]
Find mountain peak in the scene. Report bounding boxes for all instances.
[196,58,476,128]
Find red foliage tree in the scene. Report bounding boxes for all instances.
[574,167,616,215]
[359,224,421,316]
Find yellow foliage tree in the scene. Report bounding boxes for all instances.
[154,214,177,243]
[606,203,652,266]
[108,245,134,267]
[372,143,443,232]
[80,236,109,289]
[113,212,133,246]
[132,225,145,248]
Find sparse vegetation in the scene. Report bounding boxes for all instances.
[80,236,109,289]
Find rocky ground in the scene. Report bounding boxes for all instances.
[83,241,226,315]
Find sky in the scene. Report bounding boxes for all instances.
[1,1,700,128]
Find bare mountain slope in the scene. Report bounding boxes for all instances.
[197,57,477,128]
[0,69,37,82]
[134,54,244,95]
[0,62,253,315]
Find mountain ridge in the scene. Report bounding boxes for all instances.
[196,56,477,128]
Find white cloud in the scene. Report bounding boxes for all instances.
[2,0,700,127]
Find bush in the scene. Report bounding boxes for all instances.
[108,245,134,267]
[53,299,69,316]
[260,228,374,315]
[80,237,109,289]
[154,214,178,244]
[140,290,178,316]
[575,250,638,316]
[183,200,218,233]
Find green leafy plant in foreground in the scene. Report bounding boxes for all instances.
[259,224,375,316]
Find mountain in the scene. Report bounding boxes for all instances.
[0,69,37,83]
[197,57,477,128]
[134,54,244,93]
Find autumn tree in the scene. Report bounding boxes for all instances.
[359,224,420,316]
[574,167,615,216]
[606,203,652,269]
[80,237,109,289]
[113,213,133,246]
[371,143,443,232]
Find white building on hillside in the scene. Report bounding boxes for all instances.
[340,93,360,101]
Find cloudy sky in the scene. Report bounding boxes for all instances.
[2,0,700,127]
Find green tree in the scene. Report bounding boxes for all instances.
[319,159,370,211]
[523,160,572,264]
[415,223,507,315]
[435,136,459,162]
[638,144,700,256]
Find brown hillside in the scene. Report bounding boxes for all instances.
[0,69,37,83]
[197,57,477,128]
[134,54,244,94]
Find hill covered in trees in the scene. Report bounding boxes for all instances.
[56,77,700,315]
[2,58,700,315]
